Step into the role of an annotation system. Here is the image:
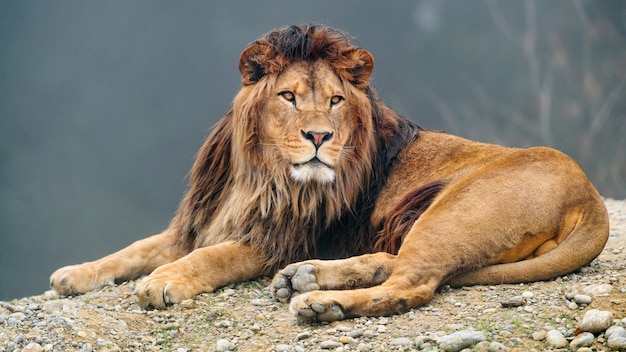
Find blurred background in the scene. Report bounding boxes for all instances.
[1,1,625,300]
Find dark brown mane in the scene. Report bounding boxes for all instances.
[172,24,423,271]
[240,24,374,89]
[374,181,444,254]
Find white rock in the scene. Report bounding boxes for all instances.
[579,309,614,333]
[390,337,412,346]
[583,284,613,296]
[216,339,232,351]
[569,332,595,350]
[320,340,342,349]
[573,294,592,305]
[438,330,486,352]
[545,330,568,348]
[606,326,626,347]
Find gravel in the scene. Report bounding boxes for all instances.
[1,198,625,351]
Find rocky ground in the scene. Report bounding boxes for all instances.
[1,198,625,352]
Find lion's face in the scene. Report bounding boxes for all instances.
[260,60,358,183]
[233,29,375,186]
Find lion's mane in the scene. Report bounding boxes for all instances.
[170,25,422,271]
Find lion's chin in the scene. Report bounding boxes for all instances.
[290,160,335,183]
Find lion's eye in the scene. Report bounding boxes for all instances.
[279,91,296,104]
[330,95,344,106]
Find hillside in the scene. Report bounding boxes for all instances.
[1,199,625,351]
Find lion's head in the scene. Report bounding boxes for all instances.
[174,24,420,270]
[232,25,376,186]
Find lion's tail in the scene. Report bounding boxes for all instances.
[447,198,610,287]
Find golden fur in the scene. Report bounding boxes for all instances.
[50,25,609,321]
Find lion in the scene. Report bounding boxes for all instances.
[50,24,609,322]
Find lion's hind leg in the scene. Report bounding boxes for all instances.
[270,252,396,303]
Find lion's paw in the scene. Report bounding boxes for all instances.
[134,276,195,309]
[50,264,112,296]
[270,263,320,303]
[289,292,345,322]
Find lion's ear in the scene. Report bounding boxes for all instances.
[345,49,374,90]
[239,43,269,86]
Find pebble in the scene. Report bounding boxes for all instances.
[606,326,626,350]
[22,342,43,352]
[501,296,525,308]
[438,330,486,351]
[532,330,546,341]
[320,340,342,349]
[389,337,412,346]
[297,332,311,340]
[275,344,291,351]
[579,309,613,333]
[487,341,507,351]
[573,294,592,305]
[583,284,613,296]
[546,329,568,348]
[216,339,233,351]
[570,332,595,350]
[348,329,364,338]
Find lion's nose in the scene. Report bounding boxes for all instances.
[301,130,333,148]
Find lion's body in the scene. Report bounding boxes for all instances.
[50,25,609,321]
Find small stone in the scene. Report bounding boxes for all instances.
[573,294,592,305]
[43,299,69,314]
[521,291,534,298]
[564,290,579,300]
[583,284,613,296]
[77,330,88,338]
[607,326,626,349]
[570,332,594,350]
[568,301,579,310]
[275,344,291,352]
[348,329,364,338]
[335,324,353,332]
[296,332,311,340]
[43,290,59,300]
[545,330,568,348]
[579,309,613,333]
[487,341,507,351]
[501,296,525,308]
[607,326,626,339]
[23,342,44,352]
[390,337,412,346]
[339,336,353,344]
[320,340,342,349]
[532,330,546,341]
[216,339,232,351]
[438,330,486,352]
[10,312,26,321]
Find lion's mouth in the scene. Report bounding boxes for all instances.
[293,157,332,169]
[290,157,335,183]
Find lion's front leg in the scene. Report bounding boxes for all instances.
[134,241,268,308]
[50,230,184,296]
[270,252,396,303]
